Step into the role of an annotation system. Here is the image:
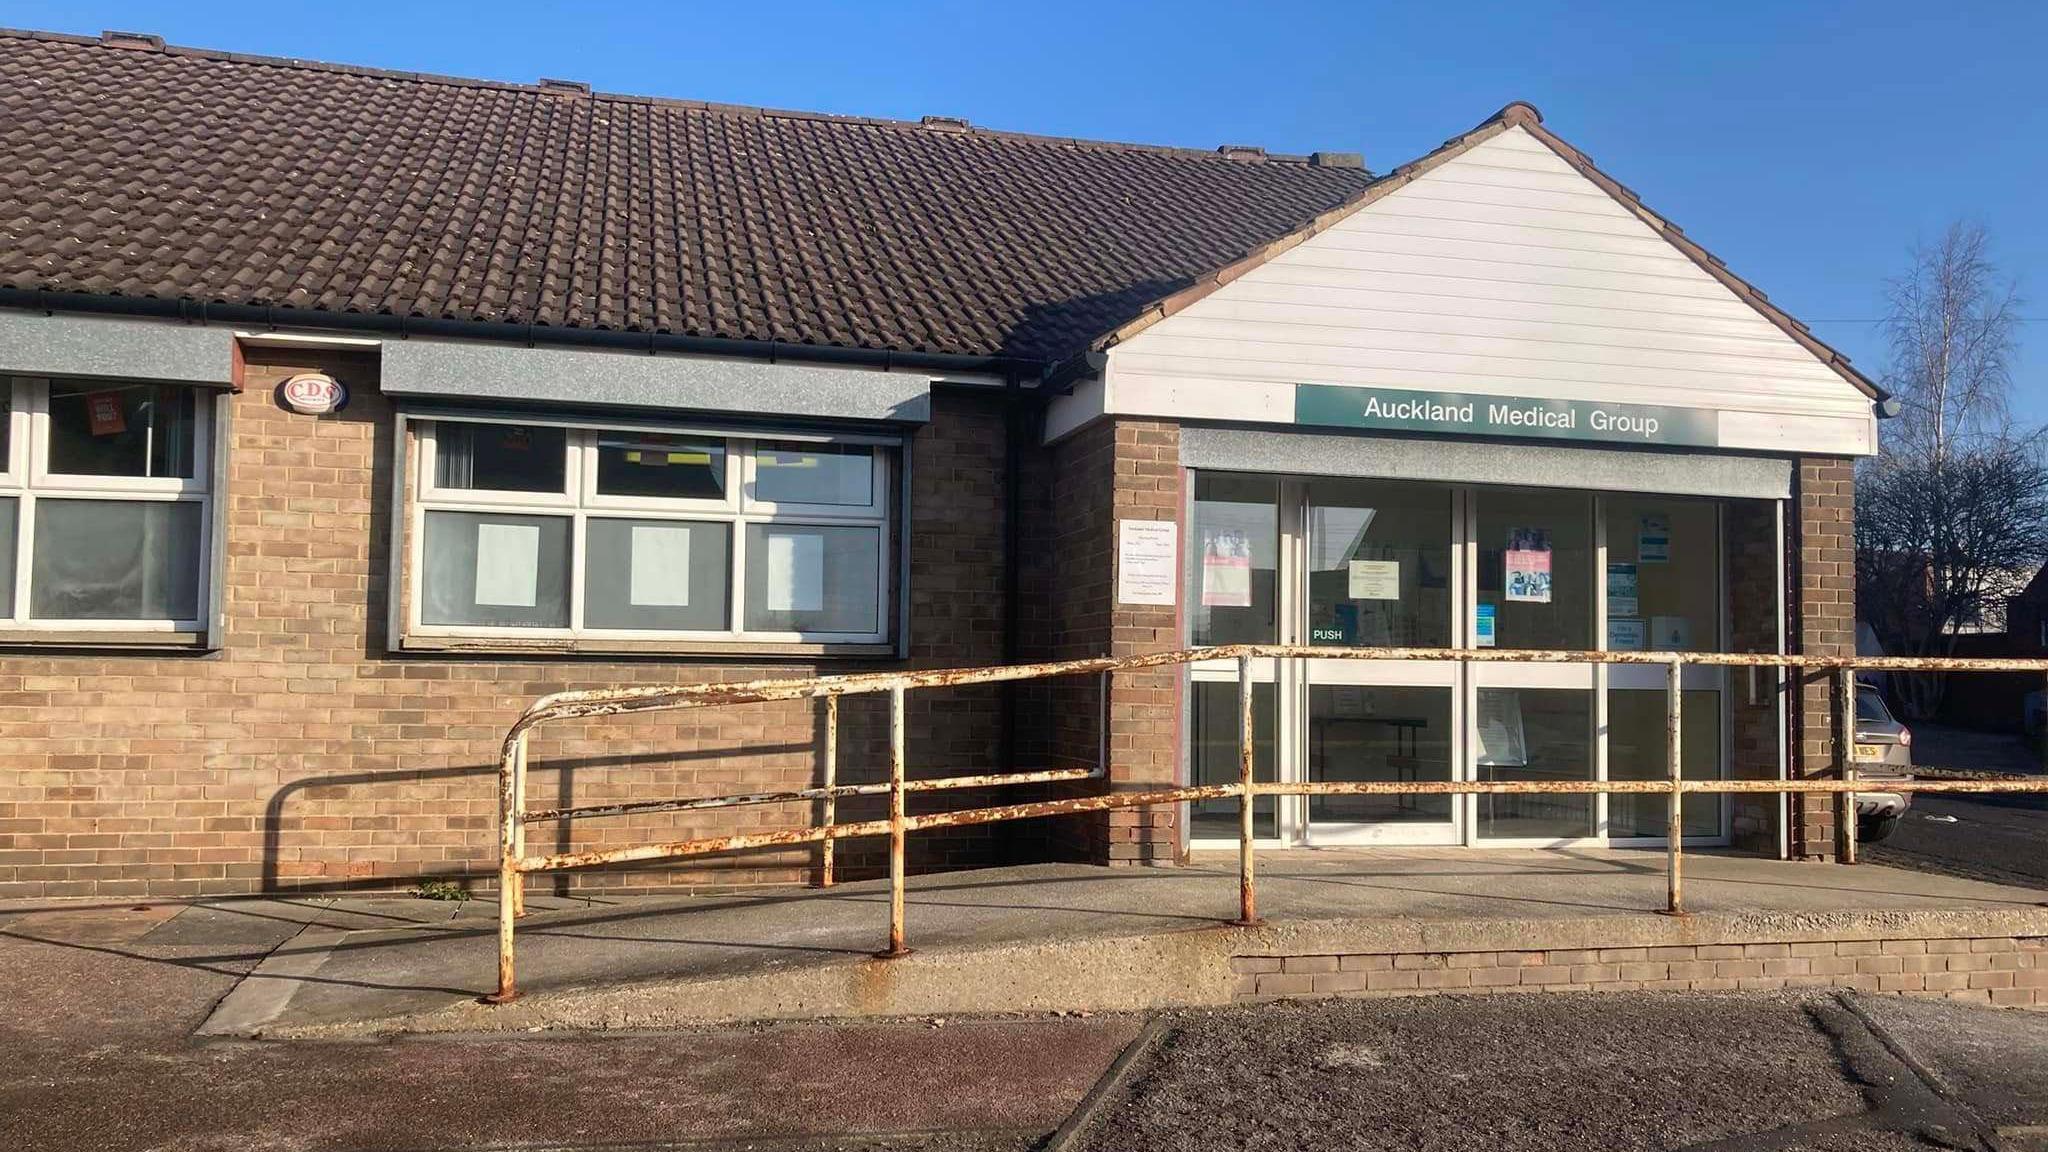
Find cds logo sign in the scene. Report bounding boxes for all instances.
[279,372,348,415]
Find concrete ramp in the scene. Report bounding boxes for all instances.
[203,852,2048,1037]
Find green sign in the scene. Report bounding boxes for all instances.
[1294,384,1720,448]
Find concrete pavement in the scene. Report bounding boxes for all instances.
[0,906,1134,1152]
[171,850,2048,1037]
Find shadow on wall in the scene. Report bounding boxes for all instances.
[260,741,814,895]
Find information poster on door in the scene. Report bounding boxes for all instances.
[1651,615,1692,650]
[1347,559,1400,600]
[1639,513,1671,564]
[1607,618,1646,650]
[1475,690,1528,767]
[1504,527,1552,604]
[1201,528,1253,608]
[1606,562,1639,617]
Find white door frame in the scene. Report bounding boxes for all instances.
[1182,473,1736,853]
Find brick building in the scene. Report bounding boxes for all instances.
[0,30,1881,899]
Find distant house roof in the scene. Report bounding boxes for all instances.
[0,28,1378,366]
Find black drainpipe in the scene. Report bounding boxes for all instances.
[999,371,1026,777]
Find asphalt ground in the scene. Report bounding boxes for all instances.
[1866,724,2048,891]
[6,899,2048,1152]
[1064,993,2048,1152]
[0,918,1129,1152]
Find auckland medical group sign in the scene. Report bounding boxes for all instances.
[1293,384,1721,448]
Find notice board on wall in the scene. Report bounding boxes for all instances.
[1117,519,1178,606]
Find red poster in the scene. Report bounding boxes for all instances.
[86,392,127,436]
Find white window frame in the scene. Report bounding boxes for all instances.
[0,375,215,634]
[408,416,895,647]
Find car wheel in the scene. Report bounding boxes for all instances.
[1858,813,1901,844]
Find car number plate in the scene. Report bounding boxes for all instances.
[1854,743,1886,762]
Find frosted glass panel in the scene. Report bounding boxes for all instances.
[583,518,729,631]
[743,524,880,634]
[30,499,201,620]
[420,511,570,627]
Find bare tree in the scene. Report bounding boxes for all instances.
[1881,222,2026,462]
[1857,222,2043,719]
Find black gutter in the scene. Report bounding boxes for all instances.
[1044,349,1107,395]
[0,289,1048,379]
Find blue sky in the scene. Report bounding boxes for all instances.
[9,0,2045,415]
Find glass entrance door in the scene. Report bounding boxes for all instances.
[1300,479,1460,845]
[1468,489,1599,844]
[1182,472,1737,852]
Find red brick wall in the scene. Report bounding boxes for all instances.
[1018,417,1183,865]
[1792,457,1857,858]
[0,346,1017,899]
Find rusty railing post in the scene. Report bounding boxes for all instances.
[820,694,838,888]
[1835,667,1857,865]
[510,730,528,919]
[878,685,912,957]
[486,733,521,1004]
[1232,652,1262,927]
[1663,659,1686,916]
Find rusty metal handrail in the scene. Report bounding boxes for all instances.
[486,645,2048,1003]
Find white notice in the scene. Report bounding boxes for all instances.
[1347,559,1401,600]
[629,524,692,606]
[1474,690,1529,767]
[1117,520,1178,606]
[474,523,540,607]
[766,532,825,612]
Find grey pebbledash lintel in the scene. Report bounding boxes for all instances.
[381,338,936,423]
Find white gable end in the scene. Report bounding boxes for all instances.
[1097,125,1875,455]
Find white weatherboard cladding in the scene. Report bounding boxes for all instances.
[1099,125,1875,456]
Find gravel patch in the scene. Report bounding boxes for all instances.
[1066,991,1867,1152]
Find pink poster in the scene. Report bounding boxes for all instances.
[1201,529,1252,607]
[1504,527,1552,604]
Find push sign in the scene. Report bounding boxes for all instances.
[279,372,348,415]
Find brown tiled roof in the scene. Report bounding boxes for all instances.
[0,28,1377,364]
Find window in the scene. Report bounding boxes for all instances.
[0,376,214,632]
[1306,479,1452,647]
[1475,489,1592,651]
[411,419,894,646]
[1190,474,1280,645]
[1601,496,1721,652]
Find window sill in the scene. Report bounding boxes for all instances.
[0,628,210,652]
[396,633,897,659]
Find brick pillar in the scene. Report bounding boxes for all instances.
[1103,420,1182,865]
[1792,457,1856,859]
[1027,417,1183,866]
